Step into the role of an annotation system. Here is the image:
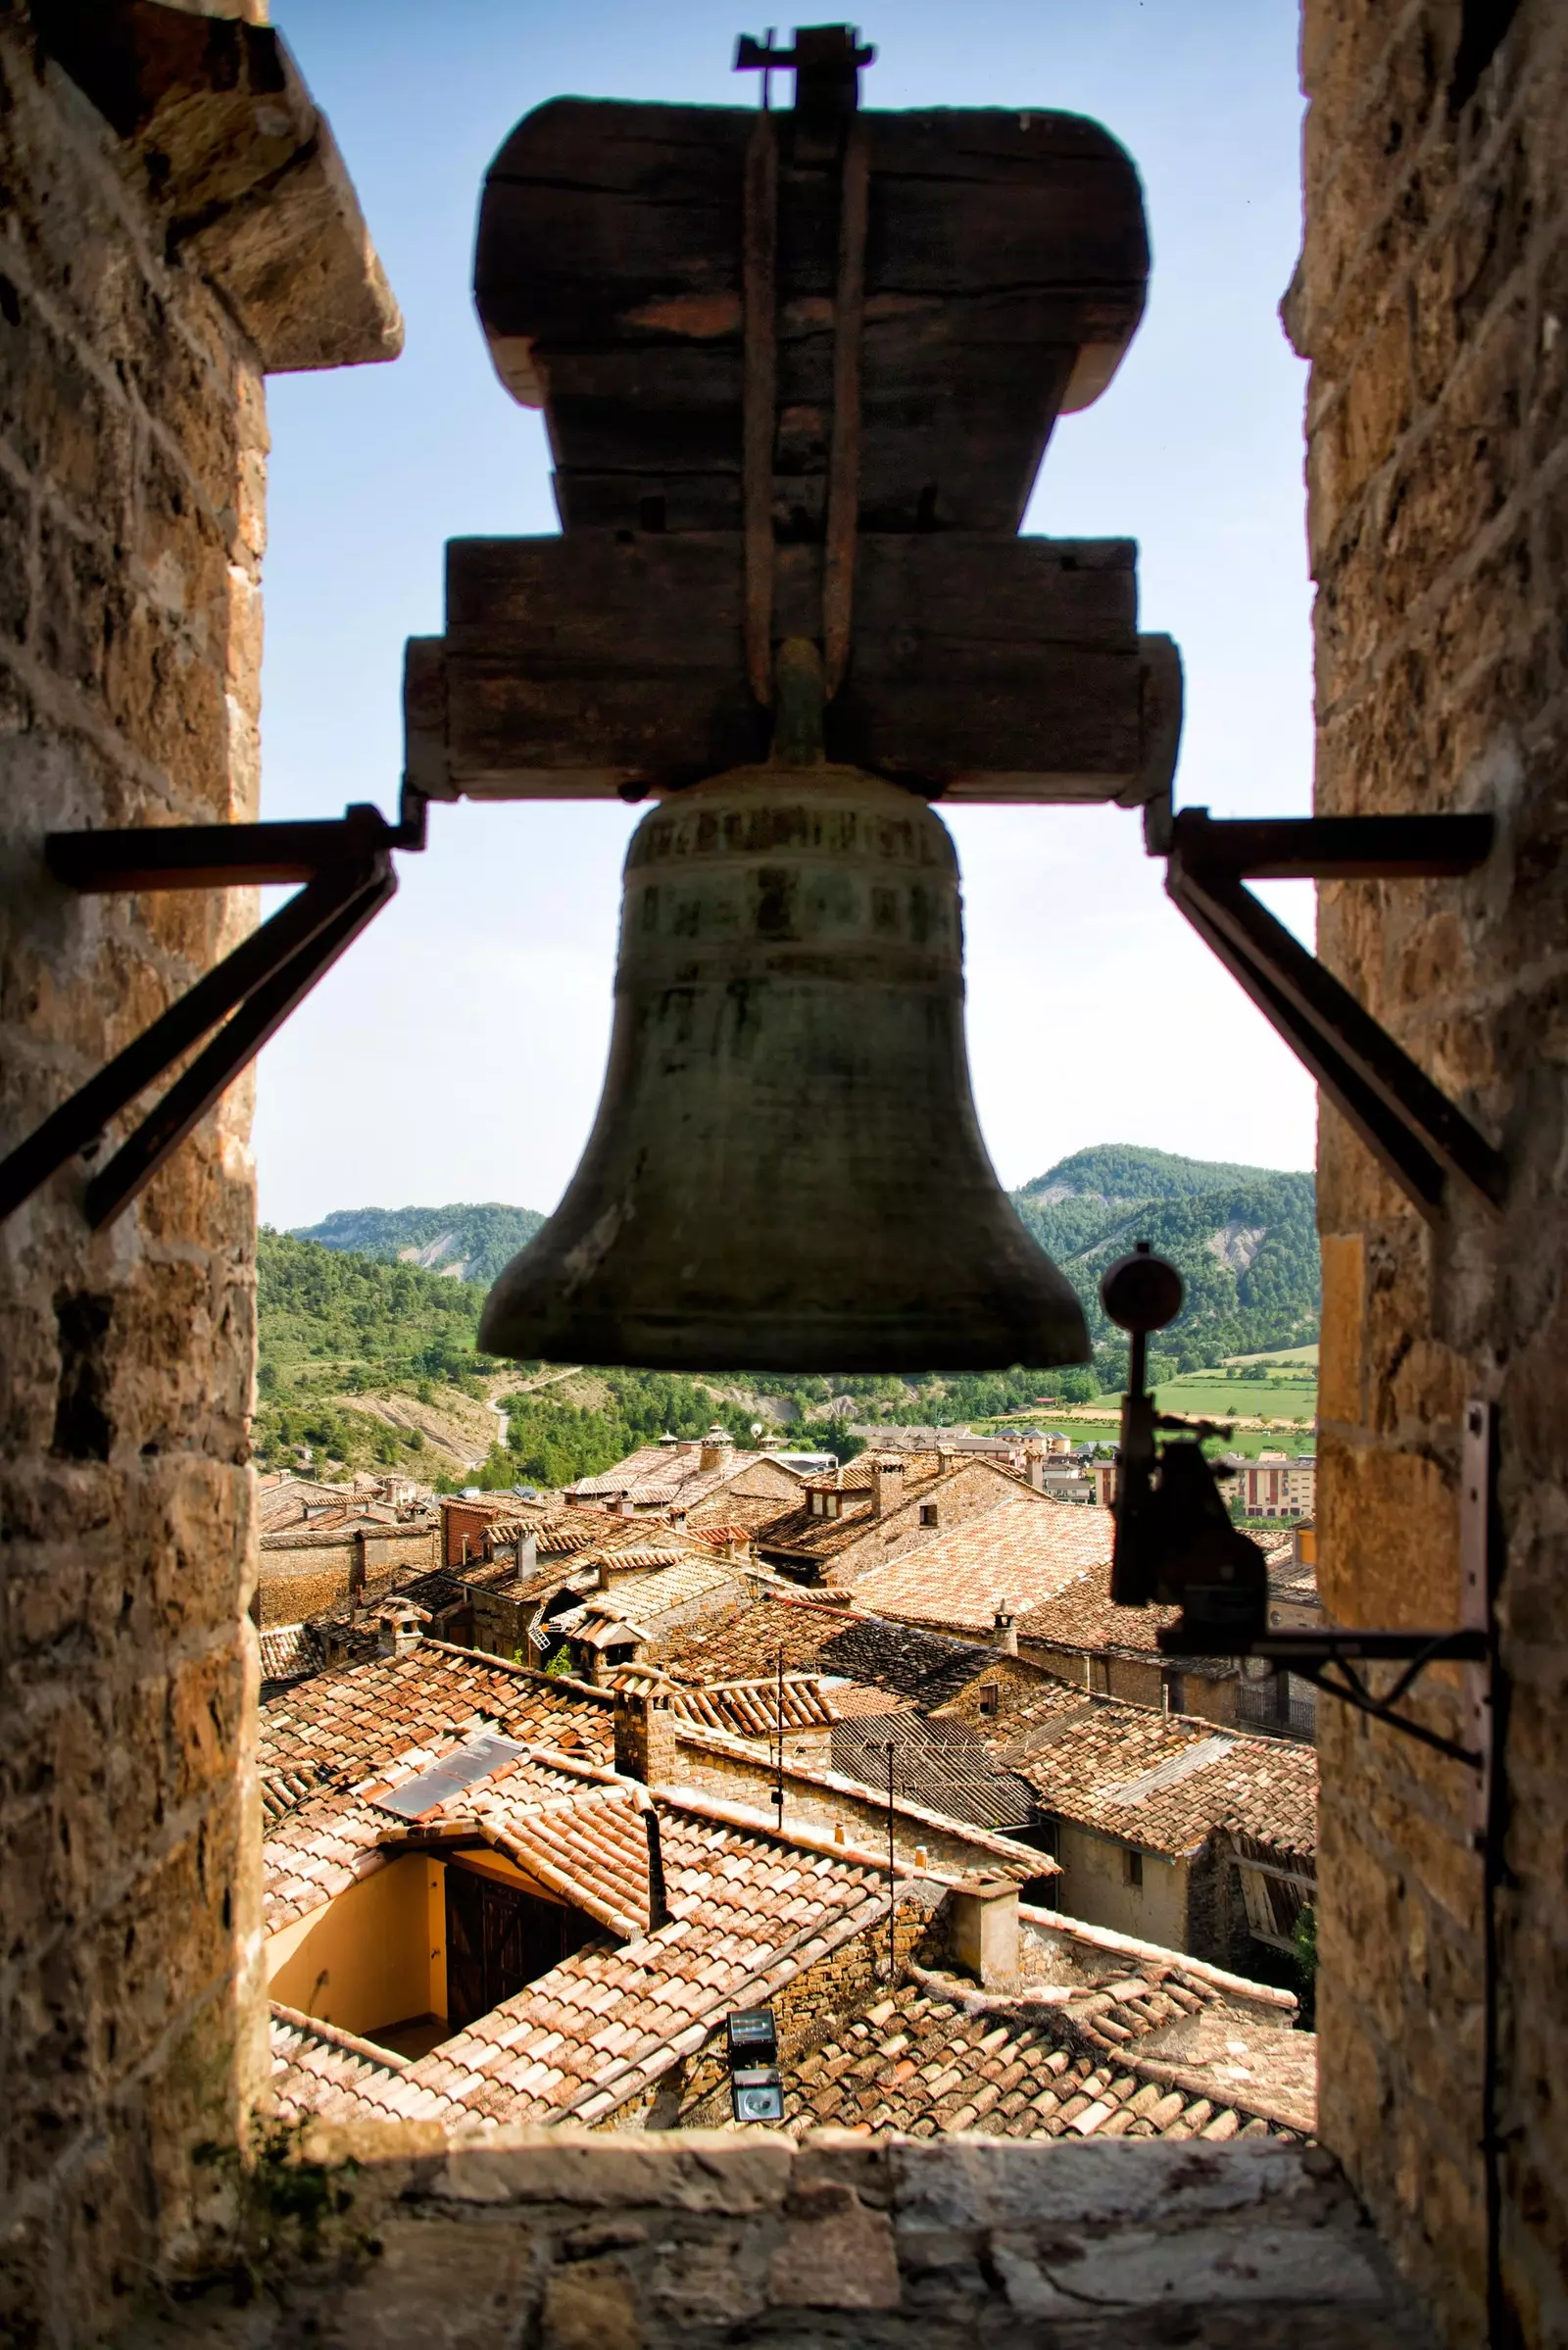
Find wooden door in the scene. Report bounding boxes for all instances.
[444,1865,600,2031]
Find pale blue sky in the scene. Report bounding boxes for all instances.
[252,0,1318,1230]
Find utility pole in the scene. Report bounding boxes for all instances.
[774,1647,785,1832]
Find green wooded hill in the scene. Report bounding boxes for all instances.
[1010,1145,1320,1376]
[291,1201,545,1286]
[258,1145,1318,1483]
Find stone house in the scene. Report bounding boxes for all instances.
[254,1505,440,1627]
[1016,1576,1245,1725]
[566,1427,806,1528]
[986,1695,1318,1976]
[753,1448,1065,1587]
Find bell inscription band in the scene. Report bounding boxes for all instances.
[480,656,1090,1372]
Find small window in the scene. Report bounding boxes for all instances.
[978,1682,1000,1717]
[919,1503,939,1527]
[1124,1848,1144,1889]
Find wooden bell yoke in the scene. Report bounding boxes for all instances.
[405,25,1181,808]
[0,24,1505,1236]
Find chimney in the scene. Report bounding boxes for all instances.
[644,1803,670,1931]
[514,1529,538,1588]
[616,1492,636,1519]
[949,1877,1020,1991]
[699,1423,735,1474]
[870,1454,905,1519]
[1023,1440,1046,1492]
[993,1599,1018,1657]
[669,1505,689,1533]
[614,1687,678,1785]
[376,1603,422,1658]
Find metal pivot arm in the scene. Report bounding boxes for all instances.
[1101,1242,1498,1770]
[1161,808,1505,1220]
[0,799,422,1229]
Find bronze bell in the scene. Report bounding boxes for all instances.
[479,655,1089,1372]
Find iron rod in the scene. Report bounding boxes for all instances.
[1172,861,1505,1208]
[1168,809,1494,882]
[0,866,373,1222]
[84,862,394,1227]
[741,110,778,708]
[1169,873,1453,1215]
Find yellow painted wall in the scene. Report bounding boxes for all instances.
[267,1854,446,2039]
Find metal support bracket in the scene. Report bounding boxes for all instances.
[1235,1626,1489,1768]
[1155,1398,1499,1774]
[0,792,425,1230]
[1155,807,1505,1220]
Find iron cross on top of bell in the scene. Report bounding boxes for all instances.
[732,25,877,120]
[404,32,1180,1371]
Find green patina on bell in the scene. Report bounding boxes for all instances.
[480,646,1089,1372]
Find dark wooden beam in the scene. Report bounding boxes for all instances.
[474,99,1148,539]
[407,532,1178,806]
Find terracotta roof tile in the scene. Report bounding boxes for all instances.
[850,1495,1115,1635]
[998,1700,1318,1860]
[768,1965,1310,2144]
[662,1592,997,1709]
[259,1641,615,1829]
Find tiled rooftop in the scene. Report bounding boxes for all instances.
[258,1641,615,1824]
[568,1441,800,1513]
[270,2004,462,2128]
[775,1967,1310,2145]
[849,1494,1115,1633]
[662,1675,842,1738]
[1017,1577,1184,1657]
[1001,1700,1319,1861]
[662,1591,999,1709]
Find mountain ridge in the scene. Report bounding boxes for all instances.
[289,1143,1319,1377]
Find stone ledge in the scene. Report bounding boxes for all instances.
[34,0,402,371]
[115,2130,1435,2345]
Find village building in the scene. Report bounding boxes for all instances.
[1016,1578,1243,1722]
[1227,1450,1318,1520]
[254,1495,441,1628]
[981,1694,1318,1975]
[565,1426,806,1527]
[751,1446,1059,1587]
[842,1490,1119,1633]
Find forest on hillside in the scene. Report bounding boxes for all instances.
[256,1130,1321,1487]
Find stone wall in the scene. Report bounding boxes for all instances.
[666,1731,1035,1882]
[106,2131,1431,2346]
[1289,1,1568,2339]
[0,8,395,2339]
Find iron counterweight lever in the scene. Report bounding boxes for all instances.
[1102,1242,1490,1766]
